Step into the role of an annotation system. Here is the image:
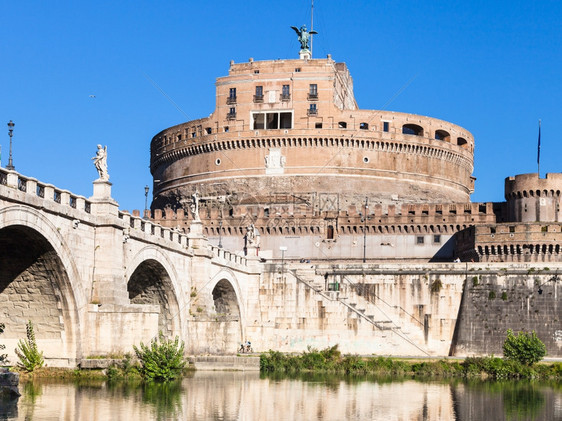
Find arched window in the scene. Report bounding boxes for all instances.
[457,137,468,148]
[435,130,450,142]
[360,122,369,130]
[402,124,423,136]
[338,121,347,129]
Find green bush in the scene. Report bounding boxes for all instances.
[0,323,7,364]
[503,329,546,366]
[133,333,186,382]
[15,321,44,372]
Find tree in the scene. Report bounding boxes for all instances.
[15,321,45,372]
[133,333,186,382]
[503,329,546,366]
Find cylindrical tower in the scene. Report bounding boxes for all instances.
[150,57,475,213]
[505,173,562,222]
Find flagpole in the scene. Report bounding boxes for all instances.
[537,119,541,178]
[310,0,314,57]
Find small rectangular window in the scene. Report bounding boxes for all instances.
[309,104,317,111]
[229,88,236,98]
[315,122,323,129]
[294,68,301,73]
[490,227,496,234]
[282,85,290,96]
[416,236,425,245]
[309,84,317,95]
[509,226,515,233]
[255,86,263,96]
[383,122,390,132]
[433,235,441,244]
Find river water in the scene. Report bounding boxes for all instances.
[1,372,561,420]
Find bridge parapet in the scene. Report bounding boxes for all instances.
[209,244,248,267]
[0,168,92,214]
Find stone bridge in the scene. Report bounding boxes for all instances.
[0,168,260,367]
[1,168,561,367]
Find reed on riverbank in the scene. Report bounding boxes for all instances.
[259,346,562,380]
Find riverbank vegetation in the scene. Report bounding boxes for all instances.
[260,345,562,380]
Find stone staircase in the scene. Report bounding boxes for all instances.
[289,267,430,355]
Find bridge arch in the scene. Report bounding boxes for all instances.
[204,269,245,353]
[126,247,185,338]
[0,205,84,366]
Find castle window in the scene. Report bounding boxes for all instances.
[509,226,515,233]
[308,84,318,100]
[360,122,369,130]
[435,130,450,141]
[254,69,259,74]
[308,104,317,116]
[252,111,293,129]
[383,121,390,132]
[227,107,236,120]
[315,122,323,129]
[267,112,279,129]
[433,235,441,244]
[224,126,229,132]
[282,85,290,101]
[295,68,301,72]
[416,236,425,245]
[338,121,347,129]
[457,137,468,148]
[177,134,182,141]
[402,124,423,136]
[254,86,264,102]
[205,127,212,134]
[227,88,237,104]
[327,225,334,240]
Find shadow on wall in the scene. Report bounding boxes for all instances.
[429,236,455,262]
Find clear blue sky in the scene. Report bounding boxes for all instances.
[1,0,560,211]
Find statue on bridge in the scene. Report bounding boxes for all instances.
[92,145,109,181]
[190,191,201,222]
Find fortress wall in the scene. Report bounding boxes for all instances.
[237,263,562,357]
[451,267,562,357]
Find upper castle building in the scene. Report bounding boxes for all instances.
[149,52,561,262]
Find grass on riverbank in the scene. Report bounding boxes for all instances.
[259,346,562,380]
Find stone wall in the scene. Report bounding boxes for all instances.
[451,268,562,357]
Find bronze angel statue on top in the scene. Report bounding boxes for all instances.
[291,25,318,50]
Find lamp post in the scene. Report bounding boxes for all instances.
[280,246,288,281]
[6,120,15,170]
[362,197,368,263]
[218,220,223,248]
[144,185,150,219]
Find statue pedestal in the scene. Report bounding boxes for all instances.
[92,179,114,200]
[189,221,204,237]
[299,49,311,60]
[245,245,259,257]
[89,179,118,216]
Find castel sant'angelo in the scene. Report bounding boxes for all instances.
[149,27,561,264]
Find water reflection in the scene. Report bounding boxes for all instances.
[3,373,561,420]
